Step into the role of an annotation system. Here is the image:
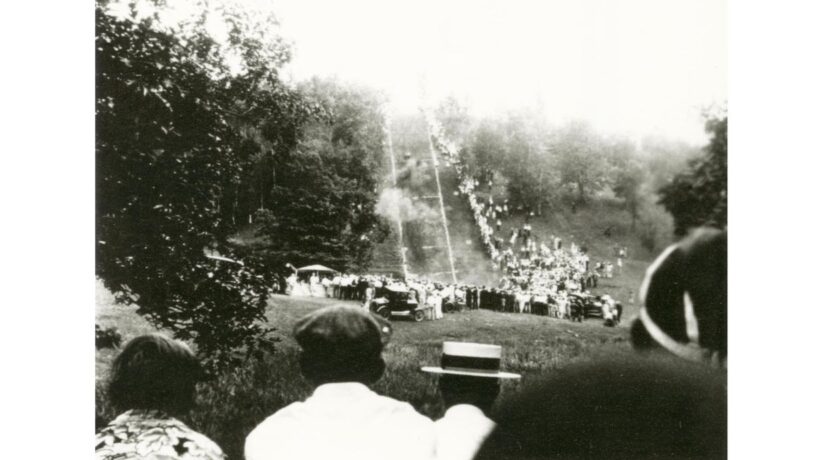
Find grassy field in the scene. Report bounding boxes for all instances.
[96,282,637,460]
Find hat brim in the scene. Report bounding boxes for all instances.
[421,366,521,379]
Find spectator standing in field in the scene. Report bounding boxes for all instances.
[331,273,341,298]
[601,295,616,326]
[430,288,444,320]
[615,301,623,324]
[321,275,331,297]
[95,334,225,460]
[339,274,351,299]
[245,305,435,460]
[363,283,375,310]
[422,342,520,460]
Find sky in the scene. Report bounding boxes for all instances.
[111,0,727,145]
[267,0,726,145]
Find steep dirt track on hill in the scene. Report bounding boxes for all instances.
[376,112,499,285]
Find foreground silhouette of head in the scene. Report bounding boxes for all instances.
[294,305,392,386]
[108,333,203,416]
[631,227,727,366]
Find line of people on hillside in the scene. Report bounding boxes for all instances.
[426,115,628,315]
[96,228,727,460]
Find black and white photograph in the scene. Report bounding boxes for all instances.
[21,0,824,459]
[89,1,730,459]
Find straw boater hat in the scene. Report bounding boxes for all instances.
[421,342,520,379]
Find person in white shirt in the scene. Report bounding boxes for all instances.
[430,290,443,320]
[321,275,331,297]
[422,342,521,460]
[601,295,616,324]
[246,305,435,460]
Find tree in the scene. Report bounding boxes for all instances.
[500,112,556,214]
[254,78,389,273]
[550,122,610,206]
[95,0,308,368]
[464,120,506,182]
[658,116,727,236]
[607,139,646,229]
[435,95,471,149]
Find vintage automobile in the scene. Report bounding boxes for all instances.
[369,285,429,322]
[567,292,605,321]
[442,290,467,313]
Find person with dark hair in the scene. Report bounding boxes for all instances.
[422,342,520,460]
[630,227,727,366]
[245,305,435,460]
[95,334,225,460]
[475,355,726,460]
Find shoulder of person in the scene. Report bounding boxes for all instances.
[247,400,307,435]
[374,394,434,424]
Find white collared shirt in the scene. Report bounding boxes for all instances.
[246,382,436,460]
[434,404,496,460]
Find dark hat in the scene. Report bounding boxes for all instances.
[294,305,392,358]
[632,227,726,365]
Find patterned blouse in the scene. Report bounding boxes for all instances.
[95,409,225,460]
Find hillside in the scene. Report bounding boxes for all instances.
[228,111,671,309]
[365,112,668,308]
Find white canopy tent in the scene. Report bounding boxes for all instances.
[296,264,339,274]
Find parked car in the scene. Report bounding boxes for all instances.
[442,292,466,313]
[369,286,429,322]
[568,293,604,321]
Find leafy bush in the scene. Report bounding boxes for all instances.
[95,324,122,350]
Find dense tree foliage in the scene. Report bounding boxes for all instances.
[550,122,611,206]
[659,116,727,236]
[95,0,349,368]
[435,96,471,148]
[607,139,646,229]
[254,78,390,273]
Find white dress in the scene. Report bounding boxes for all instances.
[431,293,443,319]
